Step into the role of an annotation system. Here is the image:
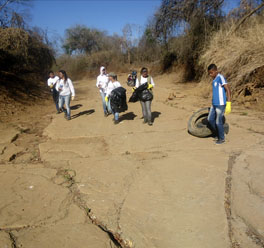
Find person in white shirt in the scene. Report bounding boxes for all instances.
[47,71,60,113]
[96,66,109,117]
[105,72,121,124]
[135,67,155,126]
[56,70,75,120]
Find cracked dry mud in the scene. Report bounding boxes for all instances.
[0,73,264,248]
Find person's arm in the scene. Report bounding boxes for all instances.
[150,77,155,87]
[106,83,111,97]
[224,84,231,102]
[68,79,75,96]
[135,78,139,88]
[96,76,101,88]
[55,80,60,91]
[223,83,231,114]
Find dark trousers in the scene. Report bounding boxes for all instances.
[52,89,60,112]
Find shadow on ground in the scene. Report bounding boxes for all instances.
[152,111,161,122]
[71,104,83,110]
[71,109,95,119]
[119,112,137,121]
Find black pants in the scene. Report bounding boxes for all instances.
[52,89,60,112]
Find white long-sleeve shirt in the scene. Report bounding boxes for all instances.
[106,81,121,97]
[47,76,59,87]
[96,66,109,93]
[56,78,75,97]
[135,75,155,88]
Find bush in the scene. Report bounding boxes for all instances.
[0,27,54,76]
[199,14,264,110]
[55,50,130,80]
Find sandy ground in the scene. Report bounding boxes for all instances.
[0,73,264,248]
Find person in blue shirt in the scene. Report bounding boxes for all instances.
[207,64,231,144]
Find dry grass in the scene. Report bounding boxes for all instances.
[55,51,132,80]
[199,14,264,110]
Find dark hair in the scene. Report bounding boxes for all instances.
[208,64,217,71]
[140,67,148,74]
[48,71,54,74]
[59,70,68,83]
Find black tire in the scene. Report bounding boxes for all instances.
[188,107,229,138]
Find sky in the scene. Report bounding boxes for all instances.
[28,0,240,47]
[30,0,162,39]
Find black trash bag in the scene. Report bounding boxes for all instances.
[136,82,148,92]
[129,82,154,102]
[110,87,128,113]
[136,82,153,102]
[129,91,139,102]
[139,89,153,102]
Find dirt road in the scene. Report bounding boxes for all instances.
[1,73,264,248]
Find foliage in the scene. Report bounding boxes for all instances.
[199,11,264,110]
[152,0,224,78]
[0,27,54,75]
[63,25,111,55]
[0,0,31,28]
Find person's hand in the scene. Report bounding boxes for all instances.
[71,96,75,101]
[225,102,231,115]
[105,96,108,102]
[147,83,153,89]
[132,87,136,92]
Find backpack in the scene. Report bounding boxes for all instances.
[127,70,137,87]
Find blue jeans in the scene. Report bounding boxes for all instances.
[100,91,108,114]
[208,105,226,140]
[59,95,71,117]
[108,99,119,121]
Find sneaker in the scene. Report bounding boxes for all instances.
[104,112,108,117]
[148,122,153,126]
[66,116,71,121]
[215,139,225,145]
[114,120,119,125]
[143,120,147,124]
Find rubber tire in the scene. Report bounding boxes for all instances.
[188,107,229,138]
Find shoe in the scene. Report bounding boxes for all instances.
[114,120,119,125]
[104,113,108,117]
[66,116,71,121]
[148,122,153,126]
[143,120,147,124]
[215,139,225,145]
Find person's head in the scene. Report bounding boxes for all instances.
[100,66,106,75]
[208,64,218,79]
[108,72,117,82]
[49,71,55,78]
[140,67,148,78]
[59,70,68,81]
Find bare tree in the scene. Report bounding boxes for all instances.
[122,24,133,64]
[0,0,31,27]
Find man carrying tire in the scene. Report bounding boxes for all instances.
[207,64,231,145]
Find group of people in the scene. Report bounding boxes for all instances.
[96,66,155,125]
[47,70,75,120]
[47,63,231,145]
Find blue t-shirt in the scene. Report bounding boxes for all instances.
[212,73,227,105]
